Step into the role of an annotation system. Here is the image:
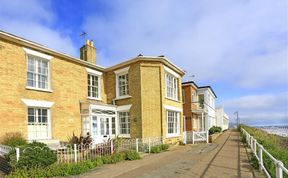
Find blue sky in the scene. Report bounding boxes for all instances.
[0,0,287,126]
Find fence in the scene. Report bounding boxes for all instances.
[0,144,12,156]
[241,128,288,178]
[2,137,163,164]
[183,131,209,144]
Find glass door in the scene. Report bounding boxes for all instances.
[91,116,112,143]
[100,117,110,137]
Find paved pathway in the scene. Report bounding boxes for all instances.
[80,130,255,178]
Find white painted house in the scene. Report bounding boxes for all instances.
[215,107,230,130]
[196,86,217,131]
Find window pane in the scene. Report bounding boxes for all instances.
[167,111,179,134]
[27,57,49,89]
[112,117,115,134]
[119,112,130,134]
[118,73,129,96]
[88,74,99,98]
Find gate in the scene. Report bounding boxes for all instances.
[184,131,209,144]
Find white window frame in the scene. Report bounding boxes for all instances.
[86,68,102,100]
[117,104,132,138]
[164,66,179,101]
[114,67,130,99]
[166,110,180,138]
[21,99,54,140]
[26,53,52,92]
[24,48,52,92]
[118,111,130,137]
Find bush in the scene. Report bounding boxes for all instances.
[209,126,222,135]
[7,150,141,177]
[7,161,96,178]
[124,150,141,160]
[161,144,169,150]
[1,132,27,147]
[7,141,57,169]
[68,132,93,146]
[150,145,161,153]
[150,144,169,153]
[102,151,141,163]
[110,152,126,163]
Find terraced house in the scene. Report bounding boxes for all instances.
[0,30,185,145]
[182,81,217,132]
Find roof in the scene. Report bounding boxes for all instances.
[197,86,217,98]
[106,55,185,76]
[182,81,217,98]
[0,30,185,76]
[182,81,198,88]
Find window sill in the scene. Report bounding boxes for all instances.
[26,86,52,93]
[115,95,132,100]
[165,97,181,103]
[118,134,131,138]
[166,134,180,138]
[87,97,102,101]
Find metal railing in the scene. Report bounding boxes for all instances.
[241,128,288,178]
[0,144,12,156]
[2,137,164,163]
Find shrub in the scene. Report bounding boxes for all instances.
[1,132,27,147]
[7,141,57,169]
[110,152,126,163]
[161,144,169,150]
[124,150,141,160]
[209,126,222,135]
[150,144,169,153]
[7,150,141,177]
[150,145,161,153]
[68,132,93,146]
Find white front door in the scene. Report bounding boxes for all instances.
[92,116,113,143]
[28,108,51,140]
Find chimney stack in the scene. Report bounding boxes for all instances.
[80,40,96,64]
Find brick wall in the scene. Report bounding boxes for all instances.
[0,38,106,141]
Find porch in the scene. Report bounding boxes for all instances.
[80,102,132,144]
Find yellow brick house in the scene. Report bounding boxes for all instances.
[0,30,185,145]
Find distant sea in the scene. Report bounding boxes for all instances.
[257,125,288,137]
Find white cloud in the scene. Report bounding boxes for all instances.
[223,92,288,125]
[83,0,288,88]
[0,0,77,56]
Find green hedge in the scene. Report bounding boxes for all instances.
[6,141,57,170]
[241,125,288,178]
[7,150,141,178]
[209,126,222,135]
